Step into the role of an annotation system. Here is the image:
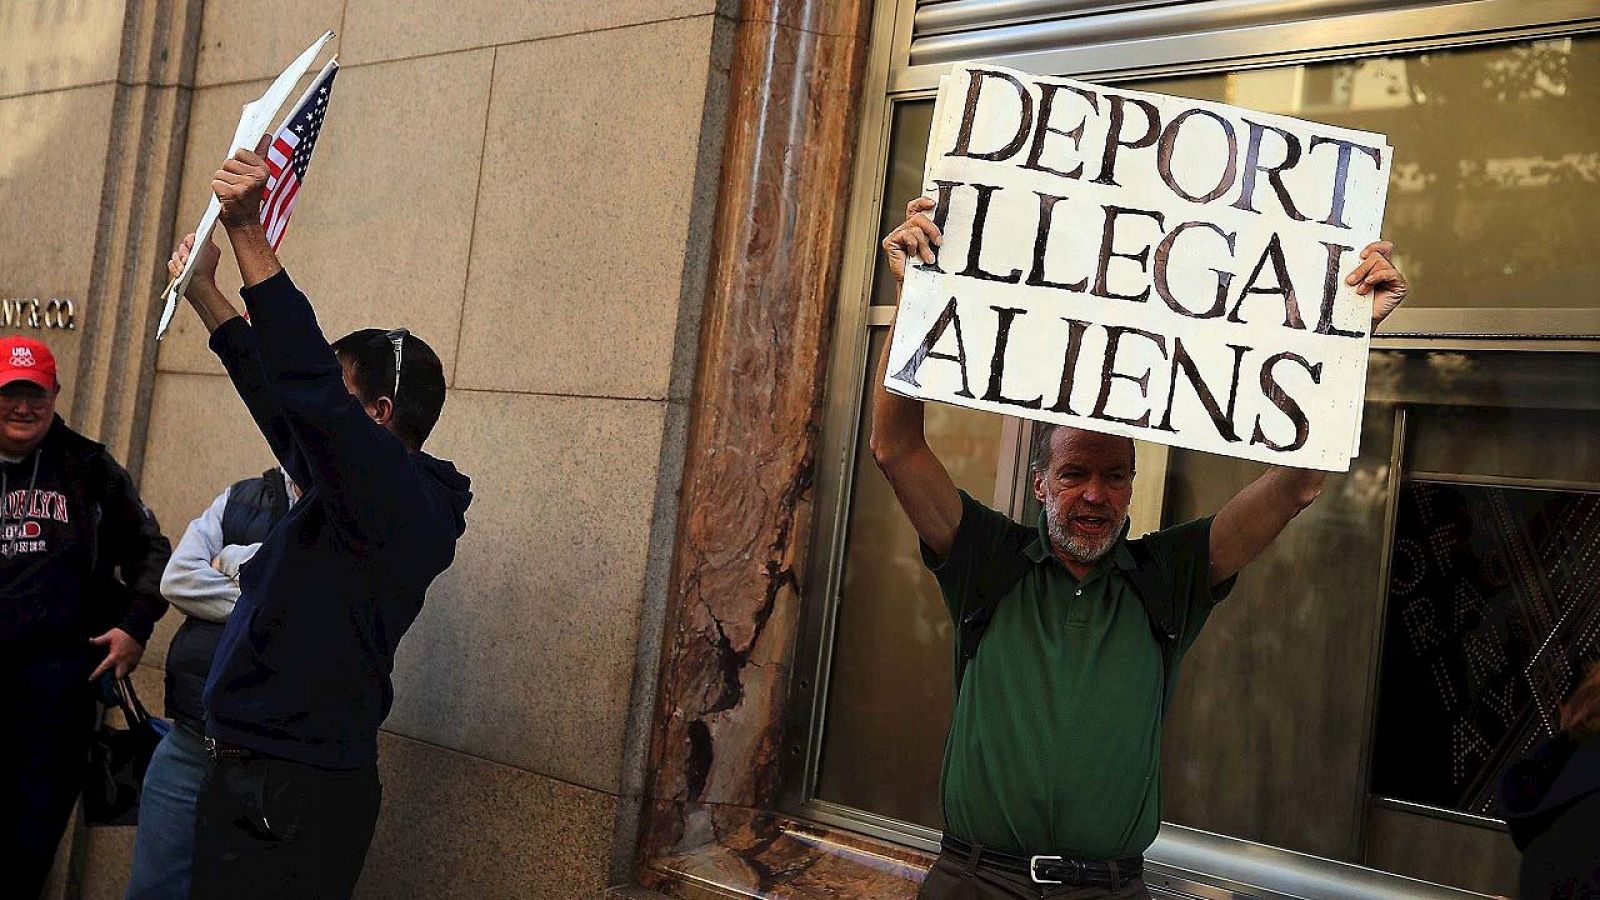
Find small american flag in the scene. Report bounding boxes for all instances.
[261,59,339,250]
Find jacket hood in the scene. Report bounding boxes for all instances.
[417,452,472,537]
[1500,733,1600,849]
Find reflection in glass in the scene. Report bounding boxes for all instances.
[1141,36,1600,313]
[1162,349,1598,897]
[872,100,936,307]
[1159,399,1395,861]
[1372,481,1600,815]
[814,330,1003,828]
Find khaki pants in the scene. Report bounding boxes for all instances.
[917,849,1152,900]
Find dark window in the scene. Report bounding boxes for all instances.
[1372,481,1600,814]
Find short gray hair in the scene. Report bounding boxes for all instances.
[1029,424,1136,475]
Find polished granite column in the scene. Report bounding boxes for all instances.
[79,0,204,472]
[636,0,918,895]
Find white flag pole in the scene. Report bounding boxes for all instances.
[156,29,336,341]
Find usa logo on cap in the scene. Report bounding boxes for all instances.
[0,336,59,391]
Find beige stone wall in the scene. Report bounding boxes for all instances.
[2,0,206,474]
[20,1,733,896]
[0,1,138,427]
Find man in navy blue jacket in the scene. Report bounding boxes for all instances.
[166,135,472,899]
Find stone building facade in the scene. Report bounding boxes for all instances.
[6,1,1598,898]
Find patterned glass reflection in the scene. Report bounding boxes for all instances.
[1373,481,1600,814]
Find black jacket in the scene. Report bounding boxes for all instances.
[0,416,170,653]
[163,470,290,732]
[204,270,472,769]
[1500,733,1600,898]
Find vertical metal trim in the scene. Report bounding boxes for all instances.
[893,0,923,72]
[1130,441,1170,536]
[783,0,917,815]
[1353,405,1409,861]
[995,416,1029,517]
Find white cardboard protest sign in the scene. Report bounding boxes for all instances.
[887,65,1392,471]
[156,30,335,341]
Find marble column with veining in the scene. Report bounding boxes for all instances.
[637,0,876,888]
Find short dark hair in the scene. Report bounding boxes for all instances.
[1029,424,1136,475]
[331,328,446,449]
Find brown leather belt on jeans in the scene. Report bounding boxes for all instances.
[940,835,1143,887]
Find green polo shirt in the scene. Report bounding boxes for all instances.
[923,490,1232,860]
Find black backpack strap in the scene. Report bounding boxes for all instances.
[955,528,1179,690]
[261,467,290,520]
[1121,538,1179,653]
[955,522,1033,691]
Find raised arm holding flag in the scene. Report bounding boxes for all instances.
[162,128,471,900]
[155,30,335,340]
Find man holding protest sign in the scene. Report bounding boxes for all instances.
[875,59,1409,897]
[877,194,1405,898]
[164,136,471,899]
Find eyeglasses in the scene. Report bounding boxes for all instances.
[0,388,51,410]
[386,328,409,401]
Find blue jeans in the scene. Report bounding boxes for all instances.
[125,723,210,900]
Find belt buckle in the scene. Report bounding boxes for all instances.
[204,736,219,758]
[1029,855,1064,885]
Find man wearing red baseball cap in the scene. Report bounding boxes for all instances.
[0,335,172,897]
[0,335,58,389]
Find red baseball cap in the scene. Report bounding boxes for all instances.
[0,337,59,391]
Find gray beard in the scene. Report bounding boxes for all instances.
[1046,506,1127,565]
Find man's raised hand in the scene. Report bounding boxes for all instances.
[168,232,240,332]
[168,233,222,298]
[1347,240,1409,327]
[213,134,273,228]
[881,197,943,286]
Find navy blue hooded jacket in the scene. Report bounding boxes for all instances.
[1500,732,1600,898]
[203,269,471,769]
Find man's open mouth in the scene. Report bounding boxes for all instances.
[1072,515,1112,534]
